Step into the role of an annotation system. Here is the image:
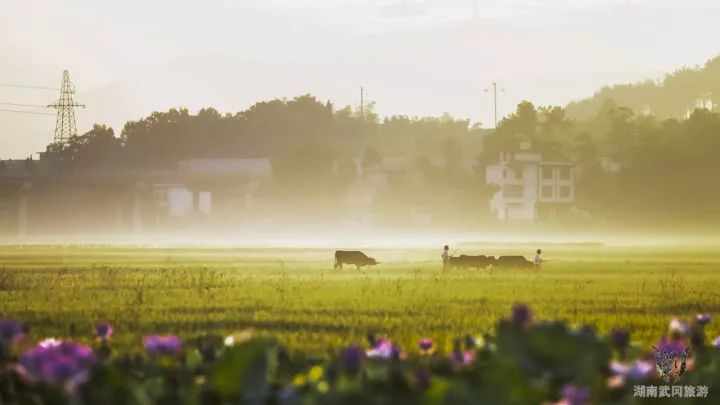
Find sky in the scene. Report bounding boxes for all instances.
[1,0,719,158]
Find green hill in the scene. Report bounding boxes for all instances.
[566,54,720,119]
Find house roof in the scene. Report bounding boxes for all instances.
[177,158,272,177]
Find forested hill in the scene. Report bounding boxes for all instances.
[565,54,720,120]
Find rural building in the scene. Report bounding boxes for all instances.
[153,158,273,220]
[346,155,425,225]
[598,156,622,173]
[485,142,574,222]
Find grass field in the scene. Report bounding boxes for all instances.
[1,244,719,356]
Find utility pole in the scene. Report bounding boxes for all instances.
[484,82,505,128]
[47,70,85,145]
[360,86,366,121]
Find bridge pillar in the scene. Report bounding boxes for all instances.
[133,182,146,233]
[115,201,124,232]
[192,189,200,215]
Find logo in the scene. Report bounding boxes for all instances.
[652,345,690,383]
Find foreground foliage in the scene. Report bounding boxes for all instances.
[1,306,719,405]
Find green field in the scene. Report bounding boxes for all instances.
[1,244,719,355]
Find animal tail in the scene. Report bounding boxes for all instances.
[450,242,466,257]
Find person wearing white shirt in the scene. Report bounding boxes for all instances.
[442,245,450,270]
[533,249,543,269]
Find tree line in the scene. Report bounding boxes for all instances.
[43,87,720,226]
[566,54,720,120]
[45,95,492,226]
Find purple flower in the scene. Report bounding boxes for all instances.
[144,335,182,356]
[610,328,630,349]
[654,338,687,356]
[462,351,474,365]
[0,320,26,344]
[60,342,94,364]
[42,356,77,383]
[95,323,113,340]
[341,345,365,374]
[17,341,95,387]
[511,303,532,327]
[560,384,590,405]
[449,350,475,367]
[696,313,712,326]
[418,338,433,352]
[713,336,720,348]
[609,360,629,376]
[627,360,654,380]
[366,338,393,359]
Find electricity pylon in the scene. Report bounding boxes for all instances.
[47,70,85,145]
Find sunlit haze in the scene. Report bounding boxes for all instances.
[2,0,720,157]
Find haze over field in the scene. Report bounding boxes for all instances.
[2,0,720,157]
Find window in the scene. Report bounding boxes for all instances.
[542,167,553,179]
[504,167,521,179]
[541,186,553,198]
[503,185,524,198]
[559,186,571,198]
[559,167,571,180]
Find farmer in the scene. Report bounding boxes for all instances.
[533,249,543,269]
[442,245,450,270]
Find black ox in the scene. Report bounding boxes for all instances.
[447,255,535,270]
[493,255,535,269]
[447,255,496,270]
[334,250,379,270]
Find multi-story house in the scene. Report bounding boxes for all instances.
[485,142,574,221]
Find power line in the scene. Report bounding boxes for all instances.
[0,102,49,108]
[0,108,55,116]
[0,82,58,91]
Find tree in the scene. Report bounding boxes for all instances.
[495,101,539,139]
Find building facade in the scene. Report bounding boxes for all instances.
[485,144,574,222]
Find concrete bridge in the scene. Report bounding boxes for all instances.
[0,158,272,241]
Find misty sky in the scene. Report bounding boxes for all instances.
[1,0,719,158]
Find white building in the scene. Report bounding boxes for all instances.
[485,143,574,221]
[152,158,273,220]
[346,155,427,224]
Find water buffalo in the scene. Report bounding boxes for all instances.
[448,255,496,270]
[334,250,379,270]
[494,255,535,269]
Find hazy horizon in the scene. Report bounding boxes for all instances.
[2,0,720,158]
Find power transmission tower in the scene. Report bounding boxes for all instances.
[484,82,505,128]
[47,70,85,145]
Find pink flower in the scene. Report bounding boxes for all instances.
[366,338,393,359]
[144,335,182,356]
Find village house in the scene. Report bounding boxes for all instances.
[485,142,575,222]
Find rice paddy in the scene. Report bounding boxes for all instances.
[1,244,719,355]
